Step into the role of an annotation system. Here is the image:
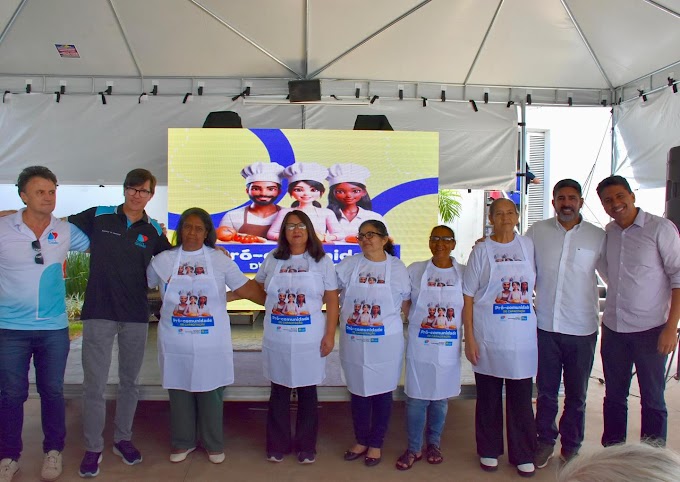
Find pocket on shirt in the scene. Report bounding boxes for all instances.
[574,248,596,270]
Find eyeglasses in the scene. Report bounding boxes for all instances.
[125,186,152,198]
[357,231,383,241]
[32,240,44,264]
[284,222,308,231]
[430,236,455,242]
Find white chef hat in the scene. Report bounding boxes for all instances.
[178,290,187,297]
[427,302,437,309]
[241,162,285,184]
[282,162,328,184]
[326,163,371,186]
[500,276,509,283]
[520,276,527,283]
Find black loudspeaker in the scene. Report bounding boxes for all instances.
[202,111,243,128]
[353,115,394,131]
[665,146,680,230]
[288,80,321,102]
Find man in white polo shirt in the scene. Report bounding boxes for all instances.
[0,166,89,482]
[526,179,605,468]
[597,175,680,448]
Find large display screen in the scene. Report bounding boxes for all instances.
[168,129,438,273]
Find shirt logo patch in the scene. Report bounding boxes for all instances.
[135,234,148,248]
[47,231,59,245]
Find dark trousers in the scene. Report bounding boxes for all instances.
[350,392,393,448]
[601,324,668,446]
[266,383,318,454]
[0,328,70,460]
[474,373,535,465]
[535,329,597,453]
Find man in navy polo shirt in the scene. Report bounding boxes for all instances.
[0,166,89,482]
[68,169,171,478]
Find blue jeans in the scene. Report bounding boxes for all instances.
[350,392,393,448]
[535,329,597,453]
[406,396,448,453]
[0,328,70,460]
[601,324,668,446]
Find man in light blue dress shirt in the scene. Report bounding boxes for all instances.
[597,175,680,447]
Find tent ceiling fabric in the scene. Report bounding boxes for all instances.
[1,0,679,92]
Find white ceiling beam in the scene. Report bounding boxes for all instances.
[109,0,143,78]
[0,0,28,48]
[189,0,303,79]
[560,0,613,90]
[308,0,432,79]
[463,0,505,86]
[641,0,680,19]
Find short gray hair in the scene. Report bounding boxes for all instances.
[558,443,680,482]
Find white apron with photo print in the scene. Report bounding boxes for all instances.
[262,256,326,388]
[473,237,537,379]
[159,247,233,391]
[339,257,404,397]
[405,259,463,400]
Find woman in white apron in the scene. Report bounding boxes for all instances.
[147,208,265,464]
[396,225,464,470]
[462,199,537,477]
[337,220,410,467]
[255,210,339,464]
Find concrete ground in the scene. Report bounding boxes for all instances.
[12,372,680,481]
[14,321,680,481]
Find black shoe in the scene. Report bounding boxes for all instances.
[78,451,102,478]
[560,449,578,464]
[343,448,367,461]
[297,451,316,464]
[113,441,142,465]
[534,442,554,469]
[266,452,284,463]
[364,455,381,467]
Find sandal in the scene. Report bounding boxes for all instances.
[426,444,443,464]
[395,449,422,470]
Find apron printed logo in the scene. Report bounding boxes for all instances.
[171,316,215,327]
[493,303,531,315]
[47,231,59,244]
[370,338,379,343]
[135,233,149,248]
[345,324,386,336]
[271,314,312,325]
[297,327,306,332]
[418,328,458,340]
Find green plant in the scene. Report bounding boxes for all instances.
[65,251,90,297]
[438,189,462,223]
[66,292,85,320]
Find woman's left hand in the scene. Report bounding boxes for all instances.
[320,333,335,357]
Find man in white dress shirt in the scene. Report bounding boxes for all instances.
[597,175,680,448]
[527,179,605,468]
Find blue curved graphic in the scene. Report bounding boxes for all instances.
[169,129,297,229]
[372,178,438,215]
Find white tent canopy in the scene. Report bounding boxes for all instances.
[1,0,679,187]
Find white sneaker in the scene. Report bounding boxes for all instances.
[169,447,195,463]
[208,452,225,464]
[41,451,63,481]
[0,459,19,482]
[480,457,498,472]
[517,462,536,477]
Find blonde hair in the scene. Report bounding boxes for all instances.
[558,443,680,482]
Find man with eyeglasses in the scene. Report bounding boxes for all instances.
[0,166,89,482]
[66,168,171,477]
[526,179,606,468]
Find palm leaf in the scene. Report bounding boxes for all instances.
[438,189,462,224]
